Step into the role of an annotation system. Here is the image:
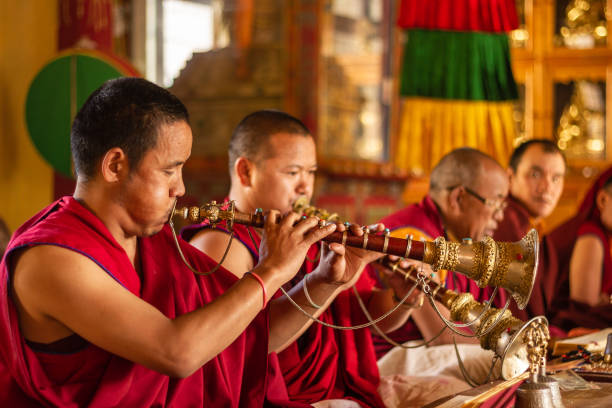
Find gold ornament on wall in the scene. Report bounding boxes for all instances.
[555,80,605,160]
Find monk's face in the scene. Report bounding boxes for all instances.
[119,120,192,236]
[509,145,565,219]
[456,163,509,241]
[247,133,317,214]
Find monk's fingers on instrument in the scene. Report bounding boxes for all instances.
[334,221,346,232]
[399,258,419,269]
[348,223,364,236]
[327,242,345,257]
[369,223,385,233]
[278,211,302,230]
[303,221,336,246]
[264,210,281,229]
[289,215,319,237]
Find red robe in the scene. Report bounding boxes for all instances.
[372,195,471,358]
[542,168,612,331]
[493,195,534,243]
[182,221,385,407]
[0,197,283,407]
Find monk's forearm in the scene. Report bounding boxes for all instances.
[268,273,342,353]
[166,265,284,377]
[367,289,412,334]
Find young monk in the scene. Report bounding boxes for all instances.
[569,174,612,306]
[0,78,340,406]
[183,110,420,407]
[494,139,566,243]
[492,139,566,324]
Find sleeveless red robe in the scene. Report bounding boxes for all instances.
[182,221,384,407]
[0,197,276,407]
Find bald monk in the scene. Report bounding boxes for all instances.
[184,110,420,407]
[0,78,339,407]
[372,148,509,358]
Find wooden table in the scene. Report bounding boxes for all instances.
[424,381,612,407]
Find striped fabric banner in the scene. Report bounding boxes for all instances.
[395,0,519,174]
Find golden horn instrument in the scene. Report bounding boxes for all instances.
[173,200,538,310]
[382,259,548,380]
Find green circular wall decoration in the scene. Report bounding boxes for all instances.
[25,49,138,178]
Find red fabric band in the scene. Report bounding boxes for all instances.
[398,0,519,32]
[245,271,268,309]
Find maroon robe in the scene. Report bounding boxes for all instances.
[182,221,385,407]
[0,197,284,407]
[542,167,612,331]
[493,195,534,242]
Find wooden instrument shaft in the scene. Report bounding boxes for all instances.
[233,211,426,260]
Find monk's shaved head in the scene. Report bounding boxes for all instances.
[429,147,508,241]
[228,110,311,172]
[430,147,503,195]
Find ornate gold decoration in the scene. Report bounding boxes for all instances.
[292,196,340,222]
[431,237,460,272]
[441,285,550,380]
[423,240,436,264]
[431,236,448,272]
[476,236,498,288]
[557,0,607,49]
[555,80,605,161]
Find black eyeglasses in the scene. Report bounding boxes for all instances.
[447,185,508,213]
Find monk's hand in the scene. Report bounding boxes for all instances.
[381,258,431,307]
[312,222,386,289]
[258,210,336,284]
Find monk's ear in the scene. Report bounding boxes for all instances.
[447,186,463,212]
[596,189,608,212]
[235,157,254,187]
[100,148,129,183]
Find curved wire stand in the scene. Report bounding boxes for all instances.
[453,338,501,387]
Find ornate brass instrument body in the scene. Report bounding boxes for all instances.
[382,259,548,380]
[174,200,539,310]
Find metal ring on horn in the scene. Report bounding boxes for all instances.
[404,234,413,258]
[382,228,390,253]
